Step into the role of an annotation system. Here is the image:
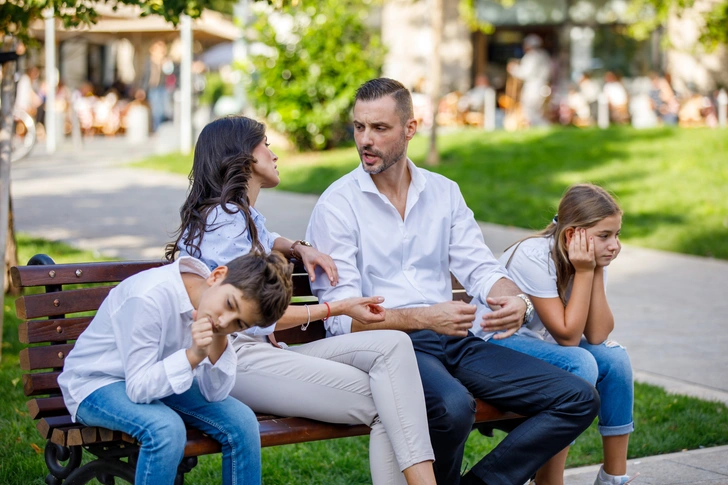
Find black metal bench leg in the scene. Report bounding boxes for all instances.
[44,443,82,484]
[174,456,198,485]
[61,457,135,484]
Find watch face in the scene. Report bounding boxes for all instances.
[300,240,313,247]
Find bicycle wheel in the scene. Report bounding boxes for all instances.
[12,108,36,162]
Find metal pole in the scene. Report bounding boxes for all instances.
[233,0,248,113]
[180,14,192,155]
[44,8,57,154]
[718,89,727,128]
[598,91,609,129]
[484,87,496,132]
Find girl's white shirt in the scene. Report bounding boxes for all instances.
[471,236,607,343]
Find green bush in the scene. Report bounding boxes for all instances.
[244,0,384,150]
[198,71,233,107]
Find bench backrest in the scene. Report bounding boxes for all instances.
[12,254,471,423]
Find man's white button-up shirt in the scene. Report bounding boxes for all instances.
[306,159,509,336]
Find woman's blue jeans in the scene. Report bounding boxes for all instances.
[490,334,635,436]
[76,380,261,485]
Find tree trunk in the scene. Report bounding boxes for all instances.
[426,0,443,166]
[4,197,19,296]
[1,39,19,361]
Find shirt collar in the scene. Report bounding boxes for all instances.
[354,158,426,196]
[175,256,212,317]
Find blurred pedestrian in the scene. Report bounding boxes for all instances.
[507,34,551,127]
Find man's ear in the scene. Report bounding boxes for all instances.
[207,265,228,286]
[405,118,417,140]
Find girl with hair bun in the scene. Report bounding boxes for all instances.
[473,183,635,485]
[167,116,436,485]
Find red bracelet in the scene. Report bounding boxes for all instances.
[323,302,331,321]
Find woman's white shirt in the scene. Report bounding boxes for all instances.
[178,204,280,338]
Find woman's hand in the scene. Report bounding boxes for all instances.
[297,246,339,286]
[334,296,386,324]
[568,228,596,272]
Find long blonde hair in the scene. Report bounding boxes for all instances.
[508,184,622,304]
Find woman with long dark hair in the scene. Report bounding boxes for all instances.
[167,116,436,485]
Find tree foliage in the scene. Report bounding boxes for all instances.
[244,0,384,151]
[626,0,728,49]
[0,0,224,46]
[459,0,727,50]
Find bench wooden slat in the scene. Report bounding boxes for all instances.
[16,286,113,320]
[27,397,67,419]
[475,400,521,422]
[19,317,93,344]
[274,320,326,345]
[81,426,100,444]
[10,261,164,287]
[20,344,74,371]
[23,371,61,396]
[260,418,371,448]
[37,415,73,439]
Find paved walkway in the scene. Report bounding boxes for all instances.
[10,138,728,484]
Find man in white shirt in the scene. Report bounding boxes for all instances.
[307,78,600,485]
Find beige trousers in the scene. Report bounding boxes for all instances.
[230,330,434,485]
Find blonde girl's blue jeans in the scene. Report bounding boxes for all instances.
[490,334,635,437]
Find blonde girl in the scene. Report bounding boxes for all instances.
[475,184,635,485]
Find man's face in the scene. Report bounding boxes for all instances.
[353,96,414,175]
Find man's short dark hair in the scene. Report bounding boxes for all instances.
[355,78,414,125]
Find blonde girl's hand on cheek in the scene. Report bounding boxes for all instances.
[568,228,596,272]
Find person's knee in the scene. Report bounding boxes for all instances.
[568,348,599,385]
[570,377,601,420]
[227,400,260,443]
[374,330,414,355]
[428,390,476,438]
[600,345,633,384]
[141,411,186,457]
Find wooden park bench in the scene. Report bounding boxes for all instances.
[12,254,521,484]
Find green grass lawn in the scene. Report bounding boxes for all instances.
[3,235,728,484]
[135,126,728,260]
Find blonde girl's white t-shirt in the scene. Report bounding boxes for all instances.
[493,236,607,343]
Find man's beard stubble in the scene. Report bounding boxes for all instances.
[358,133,407,175]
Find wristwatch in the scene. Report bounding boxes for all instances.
[516,294,535,324]
[290,239,313,258]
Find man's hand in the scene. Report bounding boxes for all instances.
[424,301,476,337]
[298,246,339,286]
[481,296,526,340]
[187,310,213,369]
